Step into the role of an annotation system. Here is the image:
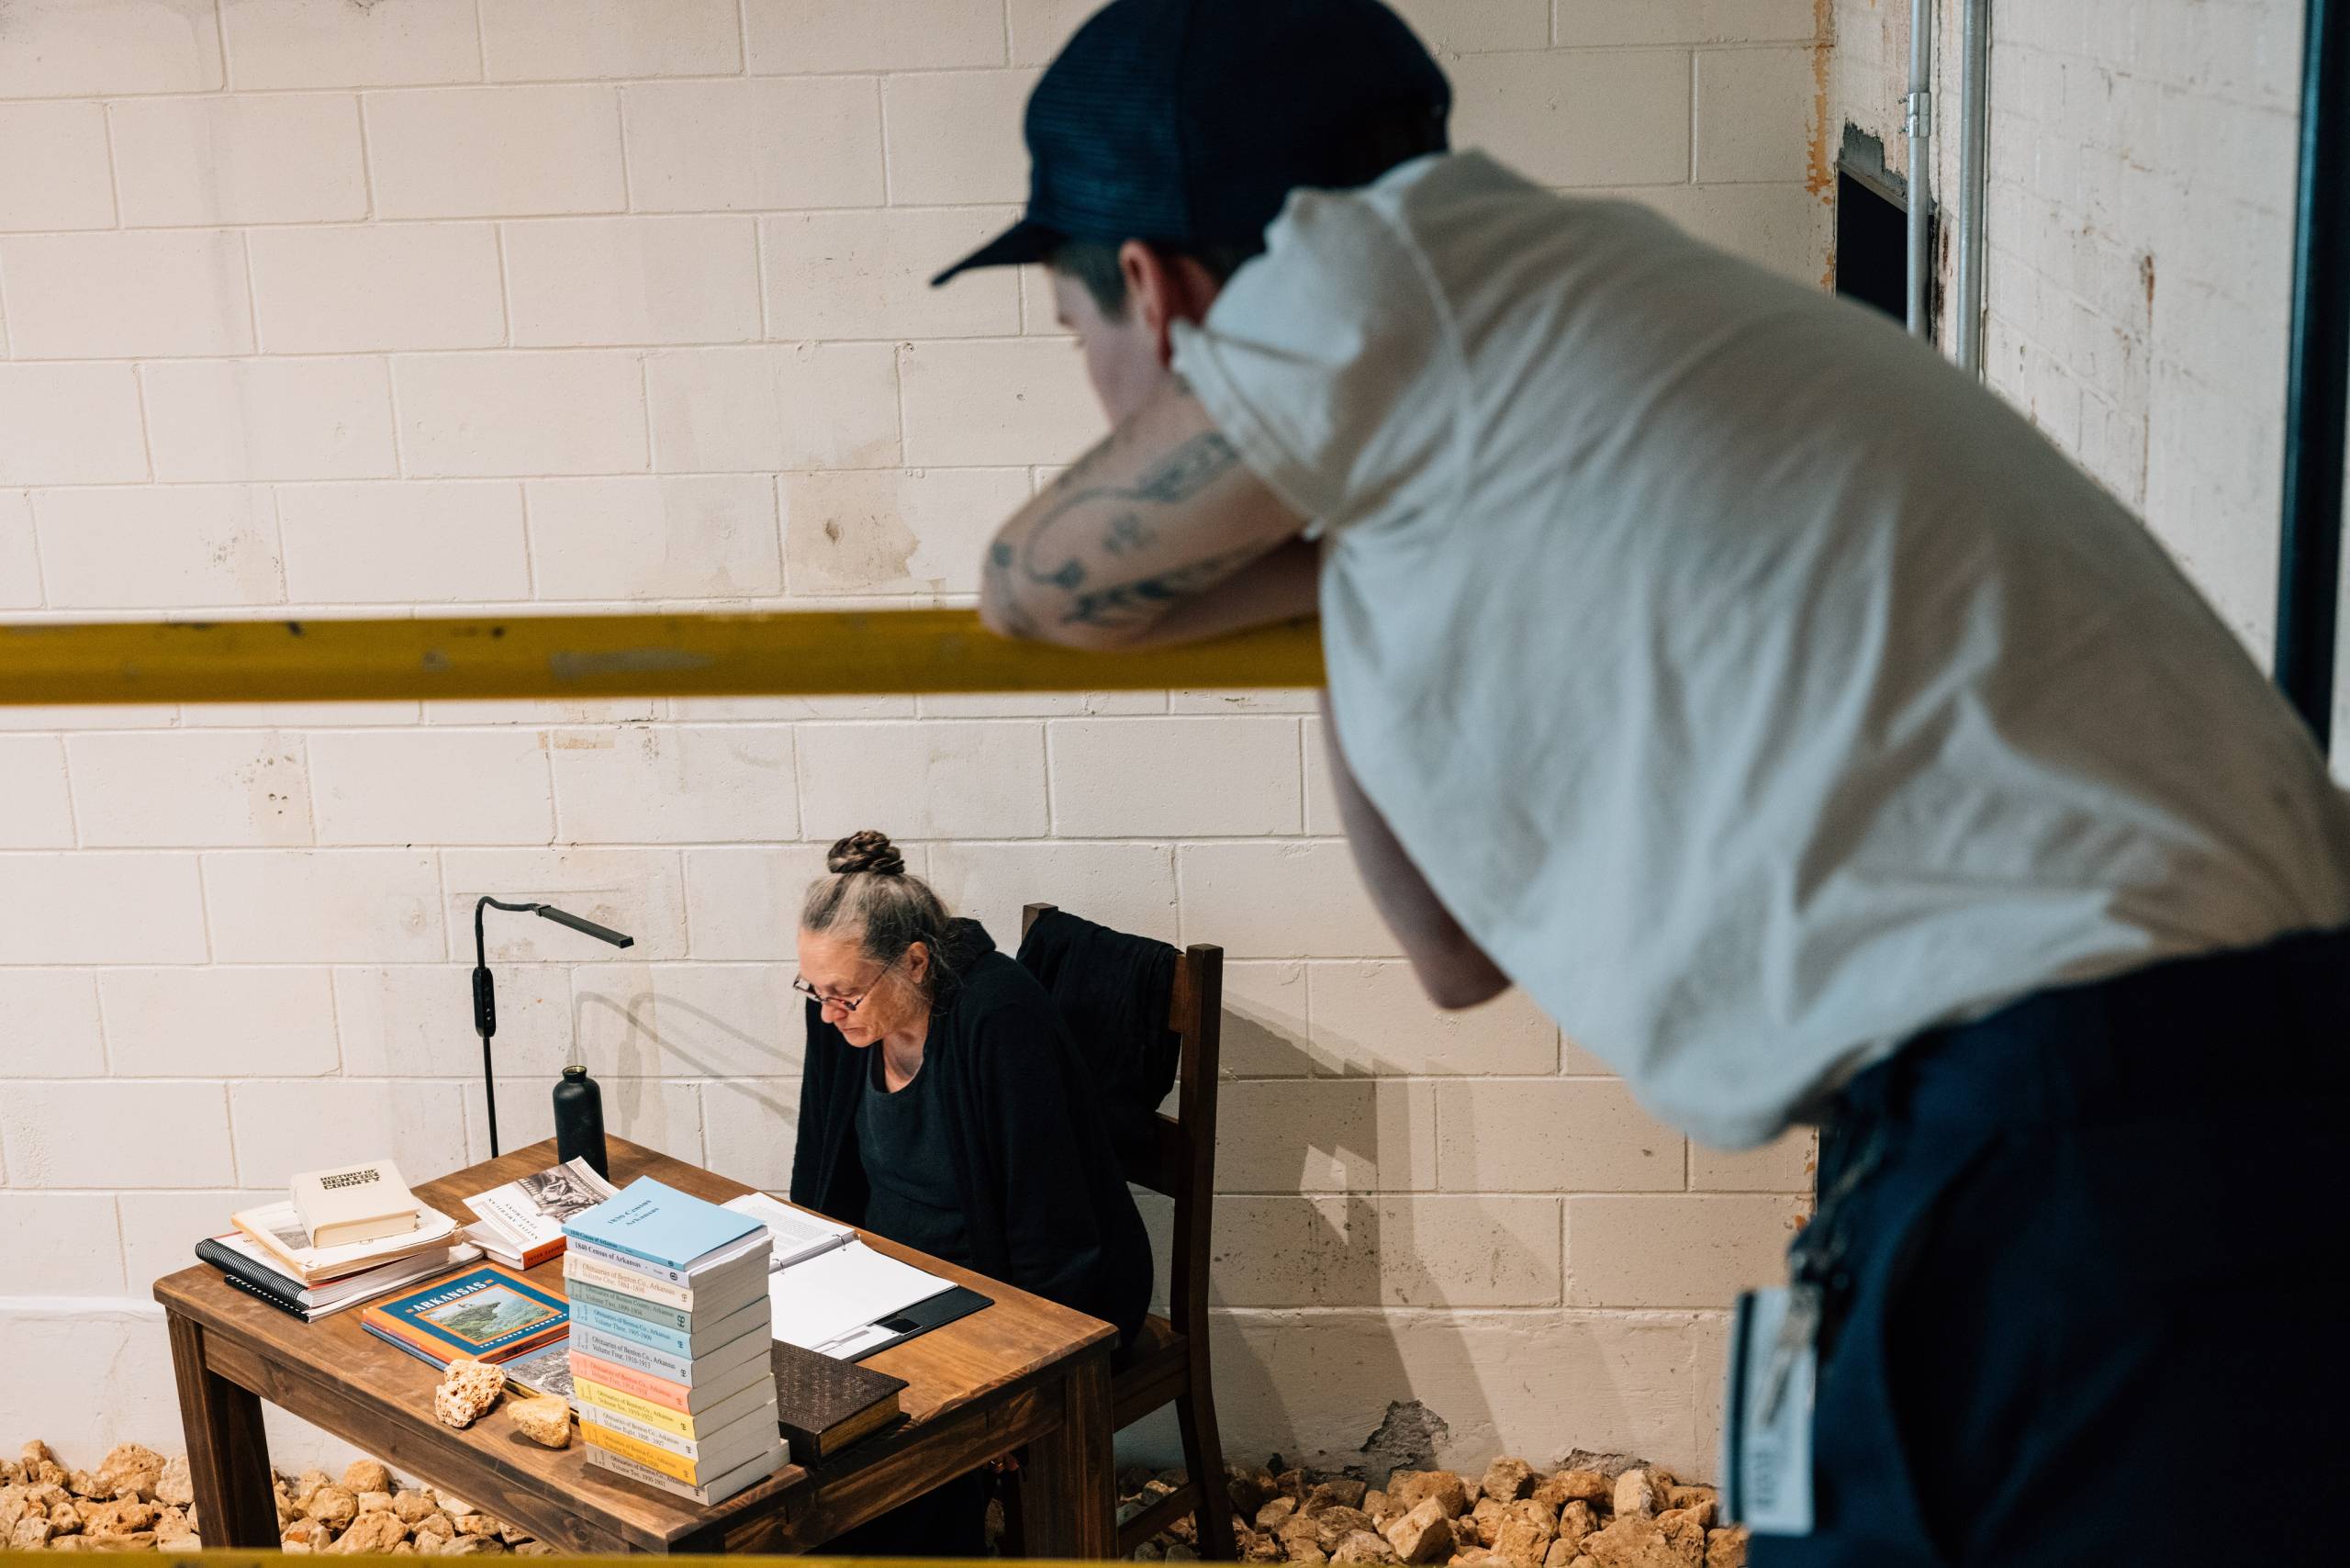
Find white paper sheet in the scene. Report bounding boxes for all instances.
[766,1239,955,1352]
[722,1192,856,1269]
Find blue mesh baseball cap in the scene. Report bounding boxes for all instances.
[930,0,1450,286]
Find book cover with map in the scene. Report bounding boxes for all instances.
[360,1266,568,1365]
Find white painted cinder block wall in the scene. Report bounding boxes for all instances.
[1832,0,2346,746]
[0,0,1826,1479]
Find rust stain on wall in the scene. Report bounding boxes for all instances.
[1809,0,1837,291]
[1806,0,1836,201]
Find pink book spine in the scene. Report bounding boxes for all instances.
[568,1349,688,1411]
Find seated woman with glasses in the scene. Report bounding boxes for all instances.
[787,823,1151,1344]
[786,829,1152,1555]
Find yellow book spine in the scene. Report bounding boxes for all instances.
[582,1418,699,1483]
[575,1376,693,1439]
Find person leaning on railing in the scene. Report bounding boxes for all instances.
[948,1,2350,1562]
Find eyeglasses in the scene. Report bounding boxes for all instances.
[792,953,900,1016]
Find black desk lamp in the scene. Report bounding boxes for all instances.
[473,896,633,1160]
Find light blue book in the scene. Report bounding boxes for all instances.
[567,1278,694,1334]
[571,1305,769,1386]
[566,1271,768,1334]
[570,1296,770,1360]
[563,1177,767,1272]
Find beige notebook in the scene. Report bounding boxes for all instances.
[290,1159,421,1249]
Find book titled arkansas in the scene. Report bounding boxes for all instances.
[360,1266,568,1365]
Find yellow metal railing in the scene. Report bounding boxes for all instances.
[0,610,1324,706]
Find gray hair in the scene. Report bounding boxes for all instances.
[800,830,954,993]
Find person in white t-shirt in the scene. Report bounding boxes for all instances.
[934,2,2350,1561]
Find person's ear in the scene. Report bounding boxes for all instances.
[1118,240,1223,367]
[902,940,930,988]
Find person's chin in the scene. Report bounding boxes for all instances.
[839,1027,875,1047]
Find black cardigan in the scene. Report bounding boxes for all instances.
[788,920,1153,1349]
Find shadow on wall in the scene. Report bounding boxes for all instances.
[572,982,802,1190]
[1197,988,1526,1480]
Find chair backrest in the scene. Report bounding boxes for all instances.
[1023,902,1223,1342]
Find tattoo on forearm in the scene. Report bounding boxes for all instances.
[1061,545,1261,628]
[1007,429,1247,623]
[985,542,1040,639]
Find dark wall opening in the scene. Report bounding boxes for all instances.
[1836,170,1908,322]
[1833,125,1933,331]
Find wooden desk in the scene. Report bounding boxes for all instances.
[153,1137,1117,1556]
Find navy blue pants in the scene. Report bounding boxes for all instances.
[1754,926,2349,1567]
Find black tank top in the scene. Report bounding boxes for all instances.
[855,1046,972,1266]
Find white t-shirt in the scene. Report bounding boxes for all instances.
[1171,151,2350,1149]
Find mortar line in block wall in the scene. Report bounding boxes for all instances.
[514,478,540,596]
[751,220,770,337]
[491,222,516,350]
[874,73,896,207]
[94,104,124,232]
[189,857,216,970]
[208,0,229,99]
[613,89,634,211]
[431,839,455,967]
[1688,50,1701,183]
[351,95,377,223]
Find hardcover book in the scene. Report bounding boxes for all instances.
[767,1341,908,1462]
[233,1200,460,1288]
[360,1266,569,1365]
[291,1159,421,1249]
[563,1178,767,1272]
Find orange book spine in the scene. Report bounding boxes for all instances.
[567,1349,689,1411]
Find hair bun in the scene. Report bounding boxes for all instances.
[826,829,905,877]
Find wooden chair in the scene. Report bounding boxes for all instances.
[1019,902,1237,1561]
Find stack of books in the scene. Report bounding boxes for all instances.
[564,1178,785,1506]
[203,1160,474,1323]
[196,1227,479,1323]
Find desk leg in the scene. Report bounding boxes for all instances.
[1020,1351,1115,1559]
[165,1312,278,1549]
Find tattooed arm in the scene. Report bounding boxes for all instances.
[979,375,1311,650]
